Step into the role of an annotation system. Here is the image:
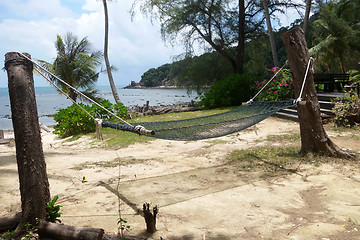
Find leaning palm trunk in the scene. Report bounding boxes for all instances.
[262,0,279,67]
[303,0,311,36]
[102,0,121,104]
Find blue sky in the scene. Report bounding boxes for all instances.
[0,0,302,88]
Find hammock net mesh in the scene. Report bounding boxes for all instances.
[102,100,296,141]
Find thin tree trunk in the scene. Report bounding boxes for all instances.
[262,0,279,67]
[236,0,245,74]
[103,0,121,104]
[303,0,311,36]
[281,28,354,158]
[5,52,51,235]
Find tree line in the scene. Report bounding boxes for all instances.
[137,0,360,90]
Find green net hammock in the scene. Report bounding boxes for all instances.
[18,52,298,141]
[102,100,296,141]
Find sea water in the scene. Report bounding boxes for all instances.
[0,86,199,130]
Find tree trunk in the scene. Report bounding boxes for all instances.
[5,52,51,235]
[0,212,21,233]
[236,0,245,74]
[262,0,279,67]
[103,0,121,104]
[303,0,311,36]
[281,28,354,158]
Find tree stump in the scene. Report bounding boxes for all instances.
[281,28,355,158]
[143,203,158,233]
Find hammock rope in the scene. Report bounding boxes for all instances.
[17,52,134,129]
[247,61,288,104]
[19,51,312,141]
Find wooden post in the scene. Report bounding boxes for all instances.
[281,28,354,158]
[4,52,51,234]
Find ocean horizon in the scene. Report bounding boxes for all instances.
[0,85,199,130]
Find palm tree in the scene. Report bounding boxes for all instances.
[39,32,102,102]
[303,0,312,36]
[310,0,360,73]
[102,0,121,103]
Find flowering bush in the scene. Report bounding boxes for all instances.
[332,91,360,127]
[254,68,294,101]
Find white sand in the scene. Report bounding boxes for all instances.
[1,117,360,239]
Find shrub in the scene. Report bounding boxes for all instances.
[254,68,294,101]
[332,91,360,127]
[46,195,62,223]
[53,103,95,137]
[53,101,128,138]
[91,100,128,120]
[348,70,360,85]
[199,74,255,109]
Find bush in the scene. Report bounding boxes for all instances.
[198,74,255,109]
[91,100,128,120]
[53,100,128,138]
[254,68,294,101]
[332,91,360,127]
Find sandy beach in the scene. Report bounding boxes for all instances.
[1,117,360,239]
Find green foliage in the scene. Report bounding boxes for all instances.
[1,231,14,239]
[140,64,171,87]
[199,74,255,109]
[53,100,128,138]
[46,195,62,223]
[348,70,360,85]
[173,52,233,91]
[254,68,294,101]
[92,100,128,120]
[53,103,95,138]
[332,91,360,127]
[37,32,102,102]
[118,218,131,237]
[310,0,360,73]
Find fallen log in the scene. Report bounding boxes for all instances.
[131,102,203,117]
[37,221,113,240]
[37,221,148,240]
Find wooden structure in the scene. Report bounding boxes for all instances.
[314,73,350,92]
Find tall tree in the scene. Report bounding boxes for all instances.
[5,52,51,237]
[303,0,312,35]
[282,27,354,158]
[262,0,279,67]
[134,0,299,76]
[102,0,121,103]
[39,33,102,102]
